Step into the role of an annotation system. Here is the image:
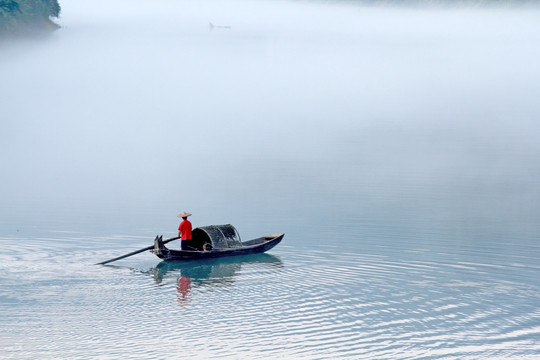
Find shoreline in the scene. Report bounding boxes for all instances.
[0,18,60,39]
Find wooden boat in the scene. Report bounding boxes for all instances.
[152,224,284,261]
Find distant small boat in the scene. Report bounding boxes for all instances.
[152,224,284,261]
[209,22,232,30]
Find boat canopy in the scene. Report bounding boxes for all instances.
[192,224,242,250]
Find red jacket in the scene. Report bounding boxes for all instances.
[178,219,192,240]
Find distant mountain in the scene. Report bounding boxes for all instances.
[0,0,61,35]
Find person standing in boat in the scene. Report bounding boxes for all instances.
[177,212,194,250]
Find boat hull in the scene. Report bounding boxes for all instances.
[153,233,284,261]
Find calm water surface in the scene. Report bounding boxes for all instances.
[1,0,540,358]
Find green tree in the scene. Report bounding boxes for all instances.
[0,0,61,34]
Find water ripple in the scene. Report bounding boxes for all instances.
[1,232,539,359]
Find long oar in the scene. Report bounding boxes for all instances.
[96,236,180,265]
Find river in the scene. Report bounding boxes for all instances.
[1,0,539,358]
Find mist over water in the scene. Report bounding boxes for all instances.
[1,0,540,358]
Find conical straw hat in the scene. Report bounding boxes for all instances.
[177,211,192,218]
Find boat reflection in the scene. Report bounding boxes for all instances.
[150,254,283,305]
[153,253,283,283]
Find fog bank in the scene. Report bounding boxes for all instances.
[1,0,539,232]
